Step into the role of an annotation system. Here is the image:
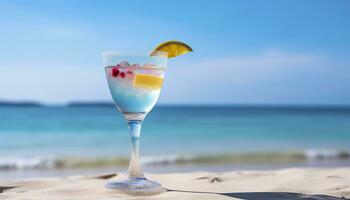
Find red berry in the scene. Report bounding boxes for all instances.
[126,71,133,75]
[119,72,125,78]
[112,67,119,77]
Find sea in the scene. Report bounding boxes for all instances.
[0,104,350,179]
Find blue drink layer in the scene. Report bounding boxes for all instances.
[105,66,164,113]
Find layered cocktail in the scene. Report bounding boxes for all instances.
[102,41,192,196]
[105,60,165,117]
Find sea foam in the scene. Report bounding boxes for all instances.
[1,149,349,170]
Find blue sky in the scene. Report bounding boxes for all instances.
[0,0,349,105]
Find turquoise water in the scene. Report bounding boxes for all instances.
[0,105,350,169]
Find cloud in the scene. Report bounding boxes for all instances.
[198,49,321,69]
[0,49,349,105]
[161,49,349,104]
[0,65,109,105]
[164,49,323,90]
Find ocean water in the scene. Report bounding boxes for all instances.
[0,105,350,172]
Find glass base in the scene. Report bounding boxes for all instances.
[105,177,166,196]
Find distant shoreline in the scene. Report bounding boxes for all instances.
[0,101,350,110]
[0,101,43,107]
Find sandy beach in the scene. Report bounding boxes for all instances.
[1,168,349,200]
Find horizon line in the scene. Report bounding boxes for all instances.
[0,100,350,109]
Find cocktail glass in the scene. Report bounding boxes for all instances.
[102,51,167,195]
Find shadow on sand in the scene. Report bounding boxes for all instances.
[0,186,16,193]
[167,189,349,200]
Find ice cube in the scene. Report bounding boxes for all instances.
[119,61,130,67]
[144,63,156,67]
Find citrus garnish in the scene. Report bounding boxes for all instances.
[133,74,163,90]
[151,41,193,58]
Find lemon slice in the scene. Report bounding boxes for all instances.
[133,74,164,90]
[151,41,193,58]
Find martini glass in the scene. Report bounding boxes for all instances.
[102,51,168,195]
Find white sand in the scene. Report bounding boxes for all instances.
[1,168,350,199]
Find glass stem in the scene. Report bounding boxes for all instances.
[127,120,145,179]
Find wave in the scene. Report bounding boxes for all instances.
[141,149,350,166]
[0,156,57,170]
[304,149,350,160]
[1,149,349,170]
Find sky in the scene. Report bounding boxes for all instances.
[0,0,349,105]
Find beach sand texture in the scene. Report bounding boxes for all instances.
[1,168,350,200]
